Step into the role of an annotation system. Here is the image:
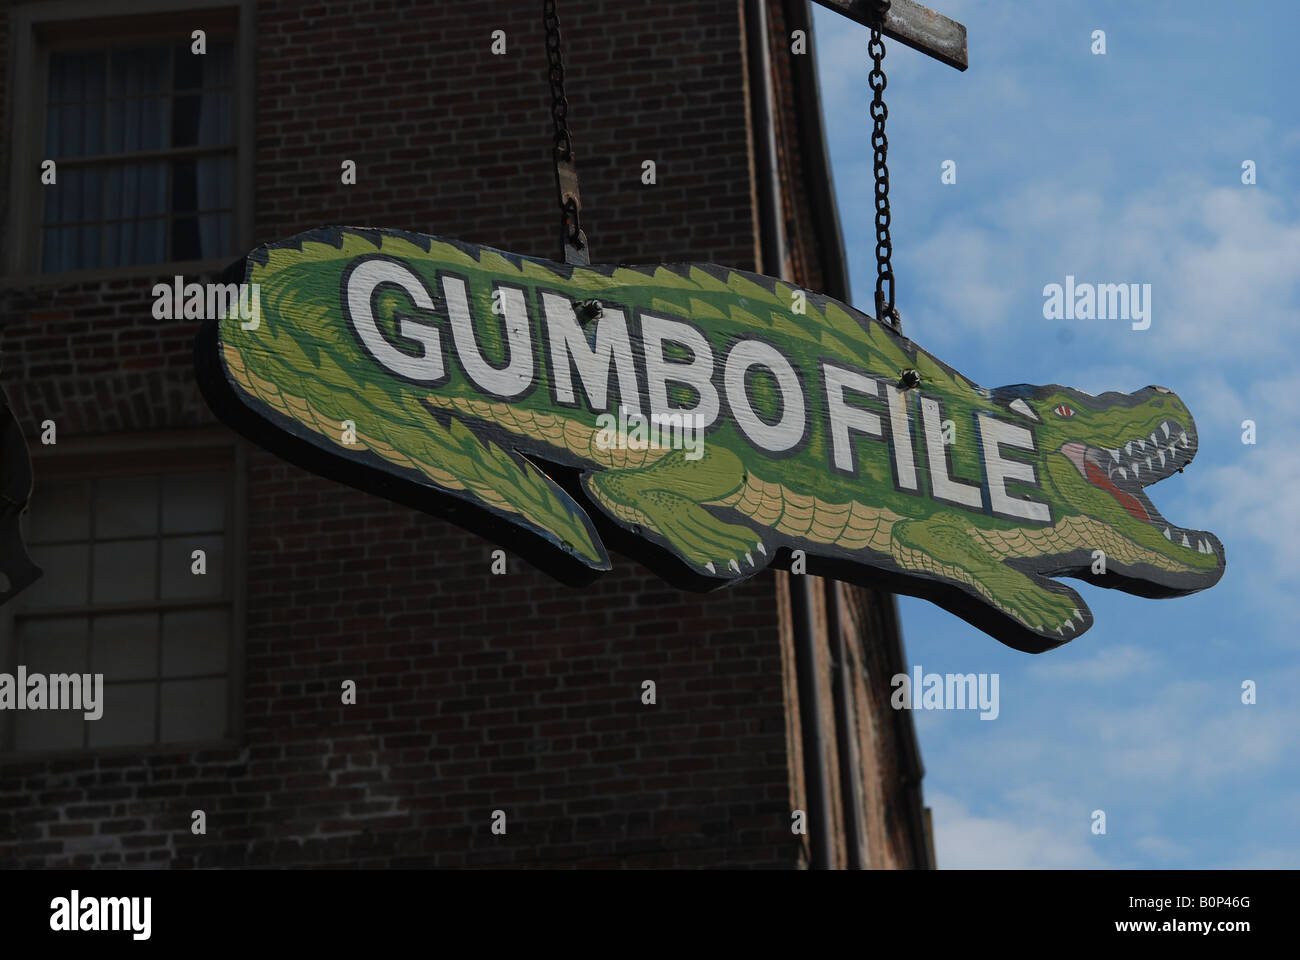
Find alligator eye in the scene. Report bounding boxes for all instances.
[1053,404,1075,418]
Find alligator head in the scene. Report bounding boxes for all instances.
[992,382,1224,595]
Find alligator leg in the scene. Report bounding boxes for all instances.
[582,444,759,577]
[890,514,1089,640]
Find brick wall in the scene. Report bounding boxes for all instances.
[0,0,926,869]
[0,0,803,869]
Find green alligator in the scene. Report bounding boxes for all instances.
[196,227,1225,653]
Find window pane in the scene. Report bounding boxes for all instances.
[81,167,103,221]
[48,50,106,103]
[171,91,232,148]
[94,475,159,537]
[196,155,234,209]
[106,163,169,219]
[43,167,102,225]
[108,96,169,153]
[207,41,234,86]
[15,709,84,751]
[109,46,168,98]
[79,224,101,268]
[43,170,69,225]
[92,613,159,681]
[59,224,80,269]
[161,678,226,742]
[162,608,229,677]
[17,616,88,674]
[42,227,61,272]
[23,545,88,607]
[192,213,230,262]
[171,159,197,212]
[160,534,223,599]
[174,39,233,90]
[162,472,227,533]
[42,226,98,273]
[45,102,105,158]
[92,540,157,604]
[104,217,166,268]
[54,166,80,221]
[26,479,90,543]
[171,216,199,261]
[88,681,155,747]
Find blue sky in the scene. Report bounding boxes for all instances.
[811,0,1299,867]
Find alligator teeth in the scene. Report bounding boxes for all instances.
[728,559,741,573]
[1056,627,1064,636]
[744,552,754,567]
[1164,527,1172,539]
[1162,421,1171,438]
[1117,467,1128,480]
[756,541,767,555]
[1131,463,1140,479]
[1150,432,1158,446]
[705,562,716,574]
[1168,443,1178,459]
[1108,448,1120,462]
[1064,619,1075,633]
[1137,439,1146,451]
[1125,442,1133,456]
[1146,456,1153,471]
[1158,450,1166,467]
[1198,539,1209,554]
[1072,608,1083,619]
[1181,533,1191,548]
[1179,431,1190,447]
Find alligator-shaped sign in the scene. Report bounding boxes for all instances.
[195,227,1225,653]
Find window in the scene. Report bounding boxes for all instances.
[2,2,252,279]
[43,38,236,272]
[0,442,243,752]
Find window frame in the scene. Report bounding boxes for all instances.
[1,0,255,286]
[0,427,248,759]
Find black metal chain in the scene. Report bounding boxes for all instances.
[869,2,899,332]
[544,0,588,263]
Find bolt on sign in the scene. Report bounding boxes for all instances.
[0,384,41,606]
[194,228,1226,653]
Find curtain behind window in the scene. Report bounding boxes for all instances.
[42,40,235,273]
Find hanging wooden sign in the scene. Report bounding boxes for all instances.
[195,228,1225,652]
[0,384,41,606]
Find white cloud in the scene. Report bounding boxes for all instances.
[1135,834,1192,862]
[1027,644,1159,683]
[928,790,1110,869]
[1075,679,1296,788]
[908,222,1019,331]
[903,179,1300,361]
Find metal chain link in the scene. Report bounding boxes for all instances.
[544,0,586,259]
[869,1,899,332]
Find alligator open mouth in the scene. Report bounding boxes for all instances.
[1058,418,1217,556]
